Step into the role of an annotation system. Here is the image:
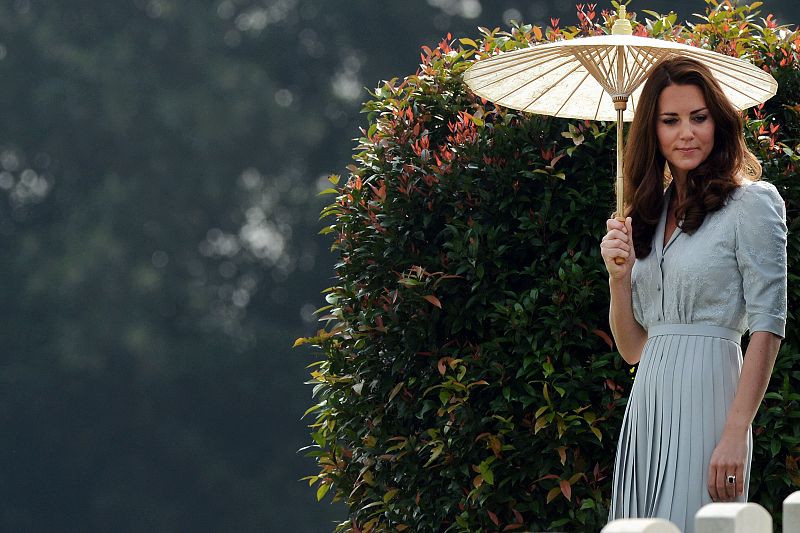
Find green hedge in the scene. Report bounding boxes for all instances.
[298,2,800,531]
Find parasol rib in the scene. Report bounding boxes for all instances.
[553,69,596,117]
[593,86,605,120]
[574,47,617,95]
[625,48,662,87]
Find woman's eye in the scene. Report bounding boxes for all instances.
[692,115,707,122]
[662,118,677,125]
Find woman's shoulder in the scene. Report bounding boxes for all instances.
[729,178,782,206]
[729,178,786,223]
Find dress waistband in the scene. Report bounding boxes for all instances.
[647,323,742,344]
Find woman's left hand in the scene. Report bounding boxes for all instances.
[707,429,748,502]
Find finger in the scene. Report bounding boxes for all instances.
[600,239,631,252]
[736,464,744,499]
[707,465,719,502]
[602,248,629,262]
[727,463,743,501]
[606,218,627,232]
[716,469,728,502]
[724,468,738,502]
[625,217,634,244]
[604,229,630,243]
[724,470,736,501]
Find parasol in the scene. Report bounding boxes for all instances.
[463,5,777,220]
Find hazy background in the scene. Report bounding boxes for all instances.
[0,0,793,531]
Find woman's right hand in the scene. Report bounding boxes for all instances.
[600,216,635,280]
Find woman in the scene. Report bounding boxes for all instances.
[600,56,787,533]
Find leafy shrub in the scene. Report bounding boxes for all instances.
[298,2,800,531]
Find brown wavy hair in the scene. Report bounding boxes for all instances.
[623,55,761,258]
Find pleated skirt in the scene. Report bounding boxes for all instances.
[608,324,752,533]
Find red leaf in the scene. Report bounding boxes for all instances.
[487,510,500,526]
[423,295,442,308]
[560,479,572,501]
[593,329,614,349]
[368,181,386,202]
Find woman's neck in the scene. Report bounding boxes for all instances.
[670,174,687,206]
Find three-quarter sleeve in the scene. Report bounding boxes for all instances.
[735,181,788,338]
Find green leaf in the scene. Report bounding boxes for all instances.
[388,382,405,403]
[483,467,494,486]
[770,439,781,456]
[424,445,444,467]
[439,389,452,405]
[316,482,331,501]
[384,488,399,503]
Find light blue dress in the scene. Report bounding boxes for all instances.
[608,179,787,533]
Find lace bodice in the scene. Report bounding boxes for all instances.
[631,179,787,337]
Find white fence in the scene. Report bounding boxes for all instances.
[601,491,800,533]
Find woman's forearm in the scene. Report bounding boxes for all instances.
[608,277,647,365]
[721,331,781,436]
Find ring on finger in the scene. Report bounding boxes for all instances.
[726,474,736,485]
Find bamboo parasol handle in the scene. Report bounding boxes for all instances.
[613,99,626,265]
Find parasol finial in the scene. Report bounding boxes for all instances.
[612,4,633,35]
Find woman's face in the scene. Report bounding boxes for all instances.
[655,83,715,181]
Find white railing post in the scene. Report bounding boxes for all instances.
[601,518,680,532]
[695,502,771,533]
[784,491,800,533]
